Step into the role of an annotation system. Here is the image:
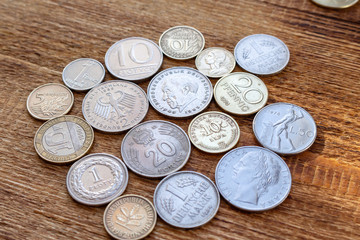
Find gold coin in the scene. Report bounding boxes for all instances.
[311,0,358,8]
[34,115,94,164]
[188,111,240,153]
[104,194,157,240]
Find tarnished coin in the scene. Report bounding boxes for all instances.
[105,37,163,81]
[153,171,220,228]
[234,34,290,75]
[62,58,105,91]
[34,115,94,163]
[188,111,240,153]
[27,83,74,120]
[121,120,191,178]
[82,80,148,133]
[215,146,292,211]
[195,47,235,78]
[104,194,157,240]
[214,72,268,115]
[253,102,317,155]
[311,0,358,8]
[159,26,205,60]
[147,67,213,118]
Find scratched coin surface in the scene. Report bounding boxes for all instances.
[147,67,213,118]
[105,37,163,81]
[66,153,128,206]
[234,34,290,75]
[121,120,191,178]
[82,80,148,133]
[34,115,94,163]
[62,58,105,91]
[104,194,157,240]
[159,26,205,60]
[27,83,74,120]
[188,111,240,153]
[215,146,292,211]
[253,102,317,155]
[214,72,268,115]
[311,0,358,8]
[153,171,220,228]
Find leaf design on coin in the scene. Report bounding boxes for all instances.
[31,93,69,116]
[242,47,251,60]
[161,197,175,215]
[176,177,198,188]
[116,204,144,231]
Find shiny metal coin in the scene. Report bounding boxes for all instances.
[253,102,317,155]
[215,146,292,211]
[311,0,358,8]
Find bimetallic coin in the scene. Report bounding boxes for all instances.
[311,0,358,8]
[105,37,163,81]
[34,115,94,163]
[62,58,105,91]
[82,80,148,133]
[214,72,268,115]
[121,120,191,178]
[27,83,74,120]
[215,146,292,211]
[104,194,157,240]
[253,102,317,155]
[188,111,240,153]
[159,26,205,60]
[147,67,213,118]
[234,34,290,75]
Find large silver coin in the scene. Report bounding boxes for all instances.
[153,171,220,228]
[66,153,128,206]
[253,102,317,155]
[147,67,213,118]
[121,120,191,178]
[234,34,290,75]
[215,146,292,211]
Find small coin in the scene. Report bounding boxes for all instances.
[105,37,163,81]
[253,102,317,155]
[82,80,148,133]
[188,111,240,153]
[62,58,105,91]
[311,0,358,8]
[195,47,235,78]
[214,72,268,115]
[215,146,292,211]
[34,115,94,163]
[104,194,157,240]
[159,26,205,60]
[147,67,213,118]
[121,120,191,178]
[234,34,290,75]
[27,83,74,120]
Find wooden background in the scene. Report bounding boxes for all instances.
[1,0,359,239]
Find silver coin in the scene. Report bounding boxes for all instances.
[234,34,290,75]
[147,67,213,118]
[121,120,191,178]
[153,171,220,228]
[253,102,317,155]
[215,146,292,211]
[62,58,105,91]
[66,153,129,206]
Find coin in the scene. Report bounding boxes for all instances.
[34,115,94,163]
[82,80,148,133]
[234,34,290,75]
[105,37,163,81]
[62,58,105,91]
[311,0,358,8]
[253,102,317,155]
[27,83,74,120]
[121,120,191,178]
[188,111,240,153]
[104,194,157,240]
[159,26,205,60]
[66,153,128,206]
[147,67,213,118]
[215,146,292,211]
[195,47,235,78]
[214,72,268,115]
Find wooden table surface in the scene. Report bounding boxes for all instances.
[1,0,359,239]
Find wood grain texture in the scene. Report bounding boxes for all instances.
[1,0,359,239]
